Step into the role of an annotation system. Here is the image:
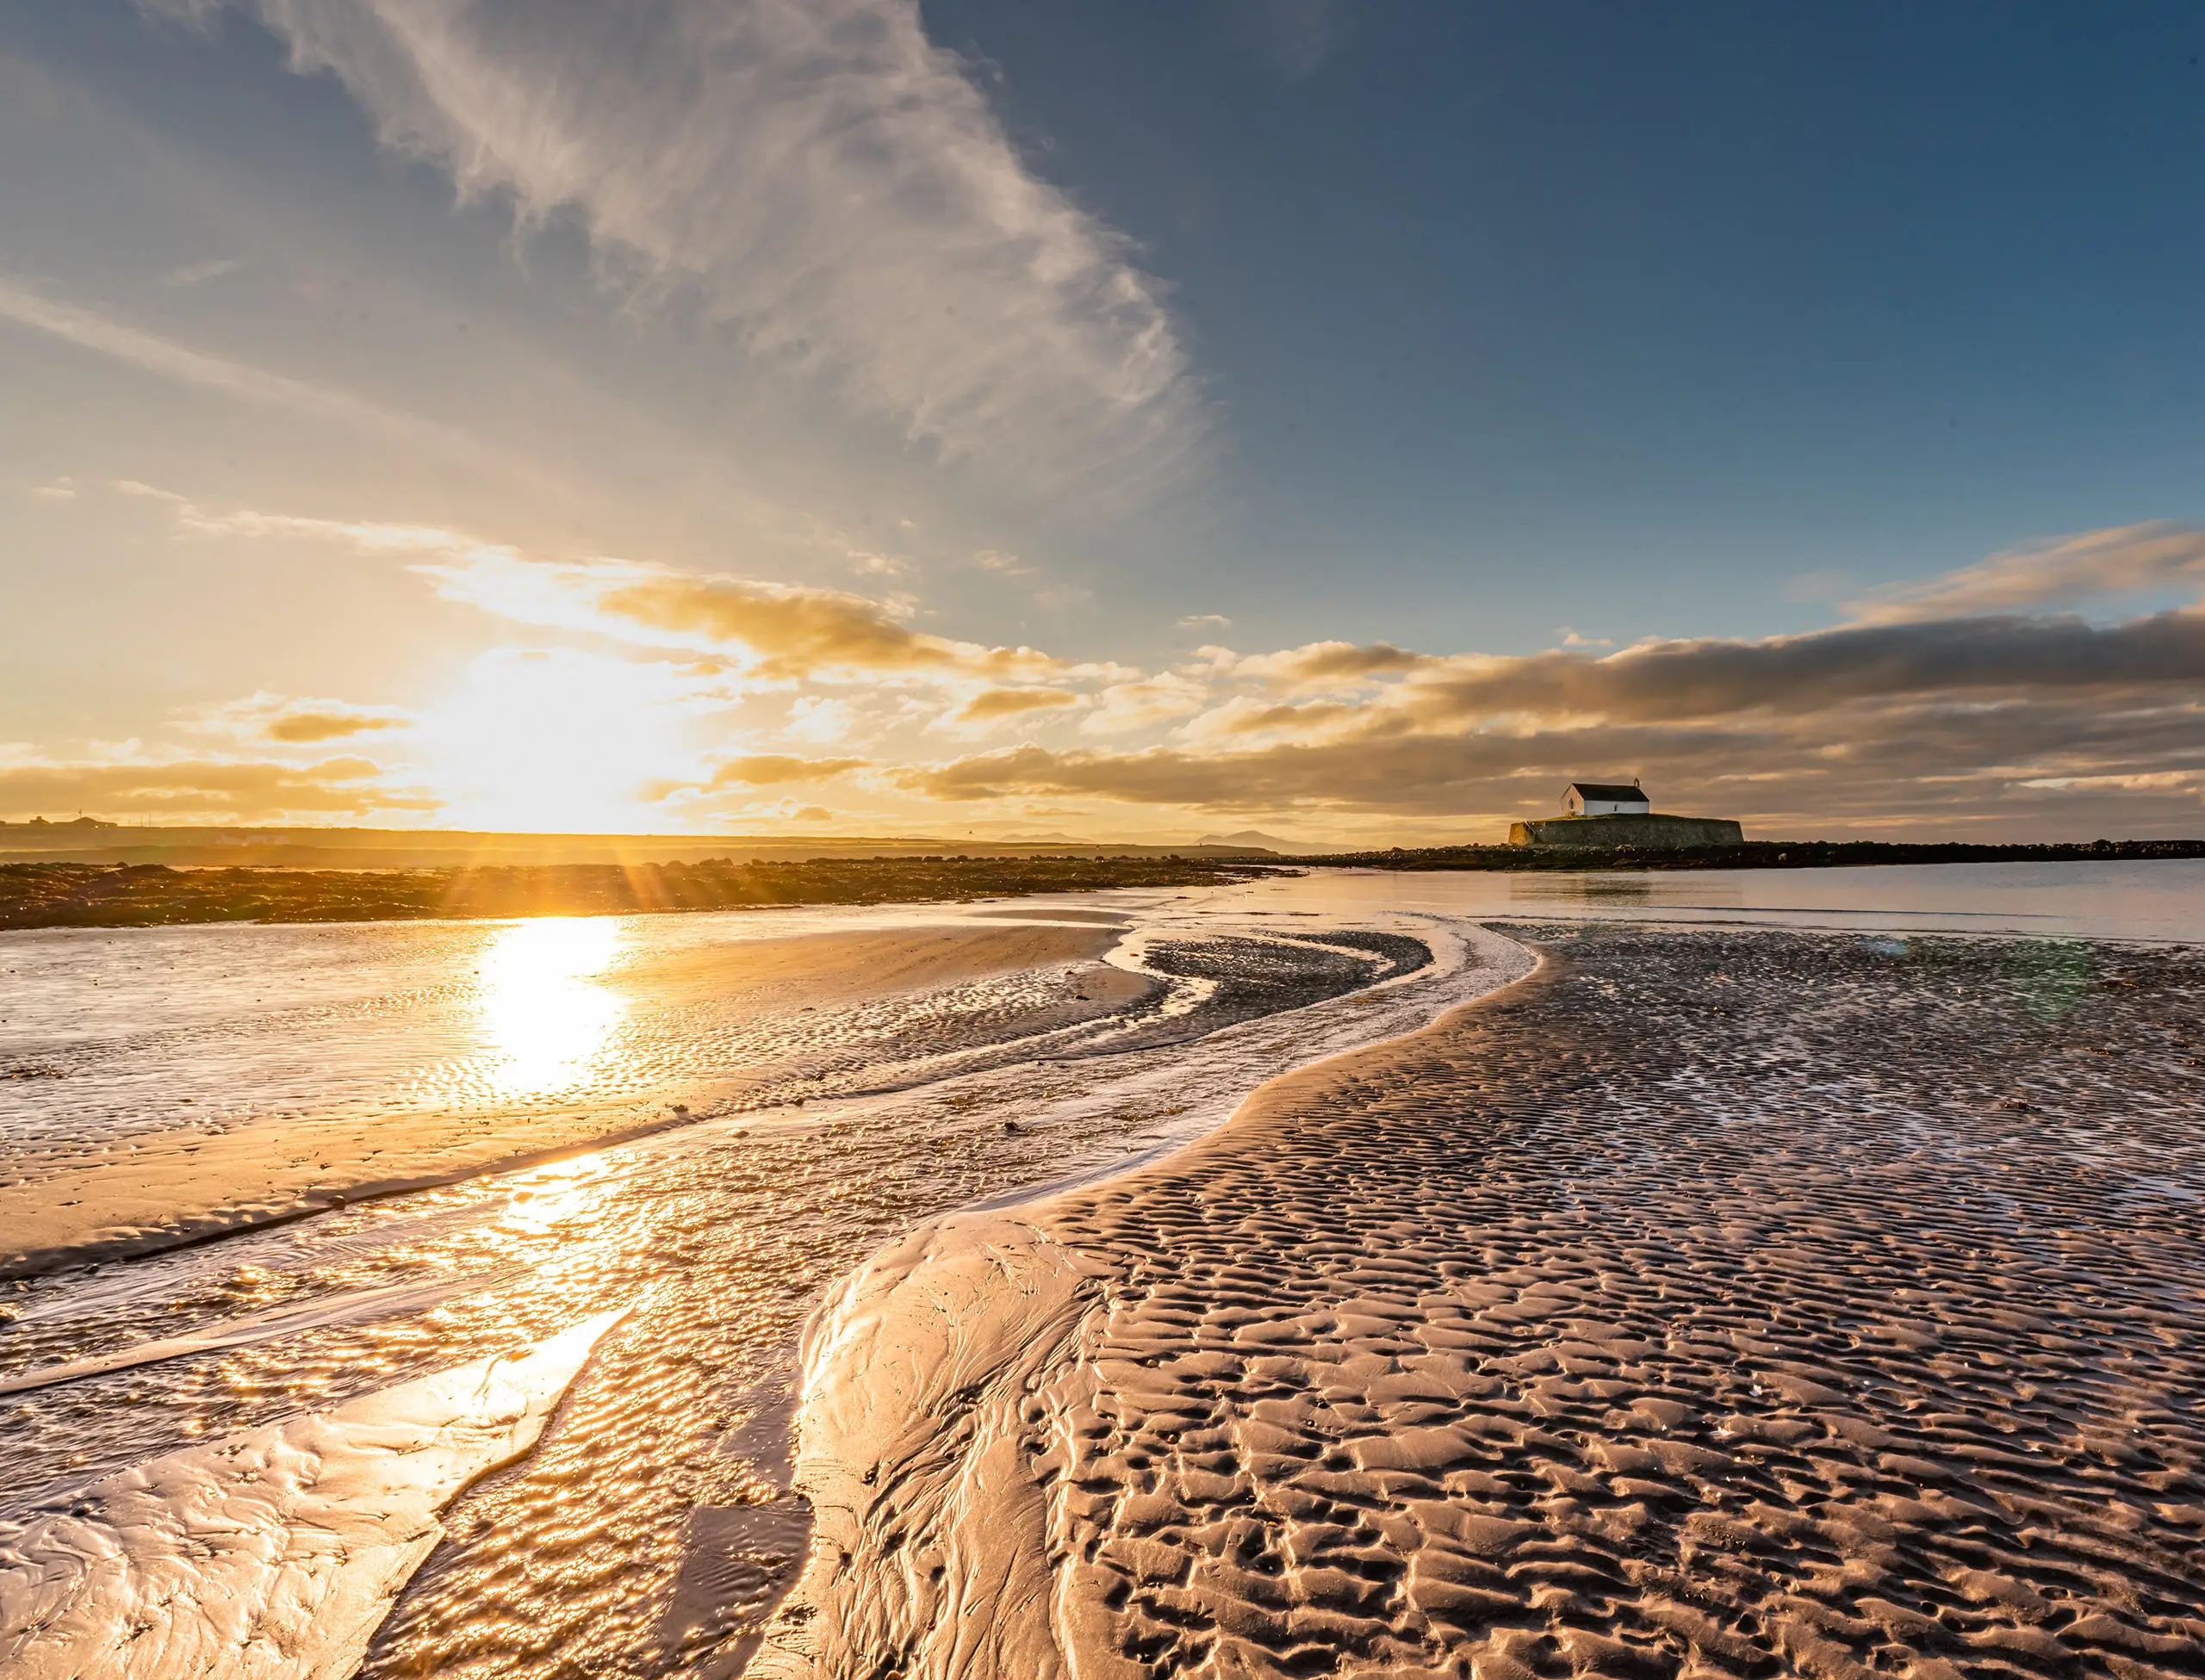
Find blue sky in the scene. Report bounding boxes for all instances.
[3,1,2204,840]
[937,0,2205,641]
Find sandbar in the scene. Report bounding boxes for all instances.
[762,926,2205,1679]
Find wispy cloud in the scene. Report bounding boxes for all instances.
[0,272,502,468]
[158,257,243,288]
[165,0,1208,504]
[131,489,1077,686]
[161,497,512,558]
[1847,523,2205,623]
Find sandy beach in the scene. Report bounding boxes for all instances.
[763,924,2205,1679]
[4,883,2203,1680]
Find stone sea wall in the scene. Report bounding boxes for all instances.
[1509,813,1745,848]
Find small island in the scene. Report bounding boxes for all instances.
[1509,779,1745,848]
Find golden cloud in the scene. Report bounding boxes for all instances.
[0,753,438,822]
[420,551,1063,682]
[703,754,870,788]
[953,686,1082,725]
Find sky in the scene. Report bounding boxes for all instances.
[3,0,2205,844]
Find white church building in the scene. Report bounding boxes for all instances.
[1562,780,1652,817]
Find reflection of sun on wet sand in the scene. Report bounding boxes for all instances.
[761,927,2205,1680]
[0,916,1138,1274]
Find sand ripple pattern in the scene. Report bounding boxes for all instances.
[770,928,2205,1680]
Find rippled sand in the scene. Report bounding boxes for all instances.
[766,927,2205,1679]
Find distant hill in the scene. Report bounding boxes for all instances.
[1196,830,1323,855]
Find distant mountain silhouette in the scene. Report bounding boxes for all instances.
[1194,829,1319,853]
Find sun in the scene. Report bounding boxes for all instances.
[425,648,700,832]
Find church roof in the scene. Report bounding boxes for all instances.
[1567,782,1648,803]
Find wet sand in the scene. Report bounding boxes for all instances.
[0,919,1137,1274]
[0,1312,621,1680]
[0,900,1493,1679]
[764,927,2205,1679]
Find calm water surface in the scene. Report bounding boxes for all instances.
[1242,858,2205,941]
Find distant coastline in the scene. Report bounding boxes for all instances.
[1312,835,2205,872]
[6,839,2205,931]
[0,855,1267,932]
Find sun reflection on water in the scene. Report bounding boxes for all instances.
[499,1156,619,1238]
[477,918,627,1098]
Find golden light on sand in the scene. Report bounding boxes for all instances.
[476,916,626,1097]
[498,1155,618,1236]
[427,648,699,833]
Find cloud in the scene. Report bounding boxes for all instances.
[885,533,2205,834]
[143,494,1059,685]
[1231,639,1432,690]
[1176,613,1233,633]
[1171,694,1363,746]
[419,547,1065,681]
[170,503,495,556]
[702,753,868,787]
[1080,673,1211,735]
[901,738,1534,810]
[27,478,74,501]
[900,690,2205,829]
[1392,609,2205,727]
[0,748,436,821]
[168,0,1207,503]
[1848,524,2205,623]
[103,495,2205,836]
[159,257,243,288]
[0,272,500,467]
[952,685,1081,726]
[183,691,415,745]
[264,711,397,744]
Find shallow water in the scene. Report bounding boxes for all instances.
[0,905,1121,1159]
[1235,857,2205,940]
